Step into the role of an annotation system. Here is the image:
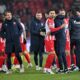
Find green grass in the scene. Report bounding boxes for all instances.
[0,55,80,80]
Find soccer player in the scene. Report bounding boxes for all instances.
[13,18,32,68]
[44,9,65,74]
[0,37,7,72]
[64,17,71,70]
[0,19,7,72]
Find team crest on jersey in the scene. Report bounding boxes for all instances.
[48,23,55,28]
[36,23,38,26]
[13,22,17,26]
[13,22,16,25]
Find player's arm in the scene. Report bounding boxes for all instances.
[20,22,27,44]
[48,21,65,32]
[75,21,80,24]
[49,24,64,32]
[23,24,27,44]
[22,23,27,40]
[23,29,27,40]
[17,20,23,37]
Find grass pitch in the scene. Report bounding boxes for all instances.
[0,55,80,80]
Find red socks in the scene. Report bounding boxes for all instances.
[24,53,30,63]
[13,53,31,65]
[45,54,55,68]
[66,54,71,69]
[0,55,6,68]
[56,54,71,69]
[14,57,19,65]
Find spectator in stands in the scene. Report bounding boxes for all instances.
[0,2,6,14]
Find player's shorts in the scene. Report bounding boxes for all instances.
[21,43,26,52]
[65,41,70,51]
[45,36,55,52]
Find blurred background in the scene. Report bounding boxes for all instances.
[0,0,80,37]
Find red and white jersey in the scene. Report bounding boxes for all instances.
[44,35,55,52]
[64,18,69,29]
[45,18,55,40]
[45,18,63,40]
[64,18,70,41]
[20,22,25,43]
[45,18,64,52]
[0,22,5,52]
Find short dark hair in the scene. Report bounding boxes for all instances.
[47,8,56,14]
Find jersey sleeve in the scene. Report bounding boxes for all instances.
[49,27,62,32]
[47,19,63,32]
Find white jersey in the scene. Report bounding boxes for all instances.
[45,19,50,34]
[20,22,26,43]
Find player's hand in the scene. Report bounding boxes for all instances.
[61,23,66,28]
[46,32,50,35]
[40,32,46,36]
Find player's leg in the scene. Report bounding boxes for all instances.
[21,43,32,68]
[65,41,71,69]
[15,52,24,73]
[44,37,55,74]
[44,52,55,74]
[0,56,5,71]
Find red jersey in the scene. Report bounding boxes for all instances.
[64,18,70,51]
[45,18,63,40]
[0,22,5,52]
[64,18,70,42]
[45,18,63,52]
[45,18,55,40]
[0,37,5,52]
